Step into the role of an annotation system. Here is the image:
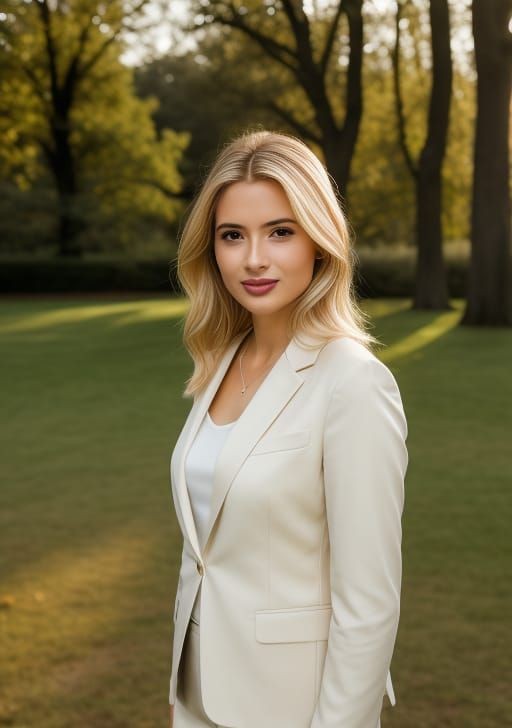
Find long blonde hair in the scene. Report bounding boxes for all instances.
[172,129,380,399]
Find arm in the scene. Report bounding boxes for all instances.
[310,356,408,727]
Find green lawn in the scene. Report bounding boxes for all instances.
[0,296,509,727]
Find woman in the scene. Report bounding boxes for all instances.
[168,130,408,728]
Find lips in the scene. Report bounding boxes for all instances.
[242,279,278,285]
[242,280,279,296]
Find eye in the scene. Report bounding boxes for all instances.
[221,230,243,241]
[220,228,294,241]
[271,228,294,238]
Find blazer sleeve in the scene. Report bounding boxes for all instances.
[310,356,408,728]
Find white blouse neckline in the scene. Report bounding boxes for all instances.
[206,409,237,429]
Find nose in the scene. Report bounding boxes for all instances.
[245,238,270,268]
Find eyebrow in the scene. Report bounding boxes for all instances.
[215,217,298,232]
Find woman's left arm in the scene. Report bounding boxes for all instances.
[310,356,409,728]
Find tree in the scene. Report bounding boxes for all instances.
[138,5,473,252]
[0,0,188,256]
[392,0,452,310]
[180,0,365,201]
[461,0,512,325]
[134,28,292,196]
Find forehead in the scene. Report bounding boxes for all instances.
[216,180,292,221]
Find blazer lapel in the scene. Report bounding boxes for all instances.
[174,332,247,562]
[176,330,327,563]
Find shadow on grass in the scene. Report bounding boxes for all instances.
[1,297,510,726]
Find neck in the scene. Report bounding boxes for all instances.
[244,317,291,368]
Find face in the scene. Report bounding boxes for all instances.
[213,179,318,323]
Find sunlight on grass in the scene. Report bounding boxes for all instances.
[108,299,189,327]
[1,294,510,727]
[360,298,412,319]
[1,521,162,725]
[2,521,156,656]
[0,298,189,334]
[380,303,464,364]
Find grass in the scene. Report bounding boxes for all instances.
[0,295,510,727]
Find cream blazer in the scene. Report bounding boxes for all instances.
[168,331,409,728]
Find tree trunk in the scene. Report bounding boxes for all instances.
[461,0,512,325]
[322,0,363,199]
[217,0,364,202]
[412,0,452,309]
[414,161,451,308]
[49,121,84,257]
[393,0,452,309]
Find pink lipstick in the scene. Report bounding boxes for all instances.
[241,279,279,296]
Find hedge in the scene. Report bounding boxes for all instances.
[0,248,468,297]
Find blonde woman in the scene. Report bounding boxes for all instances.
[168,130,408,728]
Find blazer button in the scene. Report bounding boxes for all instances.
[196,561,204,576]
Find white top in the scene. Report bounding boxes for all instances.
[185,409,237,625]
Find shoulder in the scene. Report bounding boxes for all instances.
[319,336,394,385]
[318,336,405,415]
[318,338,408,443]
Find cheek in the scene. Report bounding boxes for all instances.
[215,245,238,275]
[278,247,315,284]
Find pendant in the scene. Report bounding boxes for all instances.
[241,386,247,395]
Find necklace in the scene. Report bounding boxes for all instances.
[238,341,251,395]
[238,336,285,396]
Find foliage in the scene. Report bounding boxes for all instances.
[138,0,475,246]
[0,0,188,253]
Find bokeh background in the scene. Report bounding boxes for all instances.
[0,1,511,726]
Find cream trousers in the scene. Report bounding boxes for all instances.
[174,618,224,727]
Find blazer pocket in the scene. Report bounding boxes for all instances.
[255,604,332,643]
[251,429,311,456]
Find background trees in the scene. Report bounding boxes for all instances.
[463,0,512,325]
[0,0,510,324]
[0,0,188,256]
[393,0,452,311]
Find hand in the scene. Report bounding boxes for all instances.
[169,703,174,727]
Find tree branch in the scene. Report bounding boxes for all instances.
[17,62,49,109]
[78,32,119,78]
[76,0,151,77]
[36,0,59,108]
[280,0,315,73]
[207,2,299,73]
[266,100,322,145]
[320,0,347,78]
[391,0,418,179]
